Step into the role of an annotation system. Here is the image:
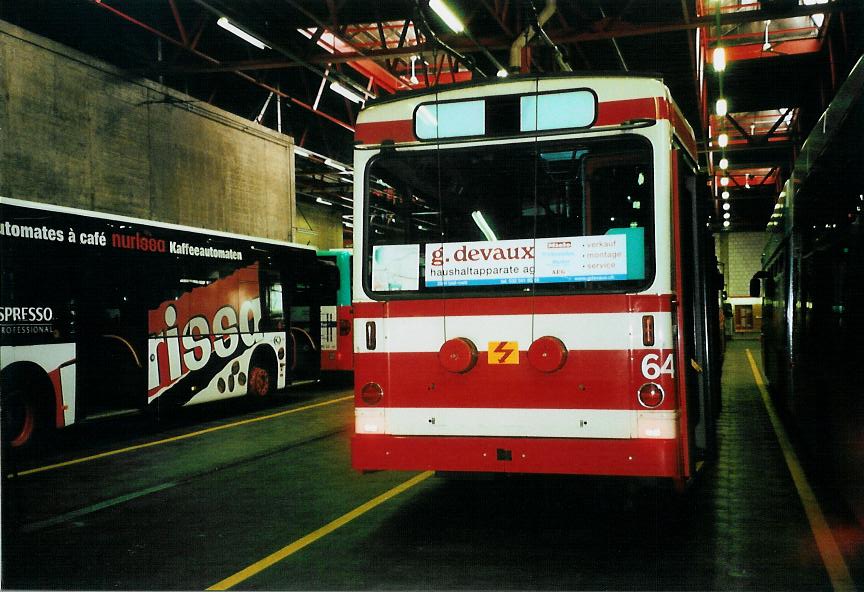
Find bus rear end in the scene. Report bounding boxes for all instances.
[351,76,708,482]
[317,249,354,373]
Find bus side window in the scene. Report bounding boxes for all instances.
[290,288,311,330]
[319,260,340,306]
[262,270,285,331]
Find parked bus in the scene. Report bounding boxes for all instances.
[0,197,321,450]
[317,249,354,373]
[350,74,722,487]
[753,55,863,522]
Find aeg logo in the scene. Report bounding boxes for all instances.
[147,298,263,390]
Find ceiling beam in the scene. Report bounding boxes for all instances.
[91,0,356,132]
[153,1,858,74]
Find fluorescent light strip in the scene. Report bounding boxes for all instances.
[329,82,363,104]
[471,210,498,242]
[429,0,465,33]
[216,17,269,50]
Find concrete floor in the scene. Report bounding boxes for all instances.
[2,342,861,590]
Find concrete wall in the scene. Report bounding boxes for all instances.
[715,231,769,297]
[0,21,298,243]
[294,201,346,249]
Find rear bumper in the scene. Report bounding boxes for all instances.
[352,434,683,477]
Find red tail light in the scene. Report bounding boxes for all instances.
[527,336,568,373]
[637,383,665,408]
[438,337,478,374]
[360,382,384,405]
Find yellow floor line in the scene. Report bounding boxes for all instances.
[13,395,353,478]
[207,470,435,590]
[745,349,855,592]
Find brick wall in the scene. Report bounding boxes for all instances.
[715,231,769,297]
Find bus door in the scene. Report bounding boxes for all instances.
[280,257,321,383]
[75,246,145,419]
[673,151,720,468]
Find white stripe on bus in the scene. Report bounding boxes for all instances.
[356,407,678,439]
[353,312,672,353]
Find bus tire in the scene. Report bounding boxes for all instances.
[247,354,275,398]
[5,387,36,448]
[1,367,53,452]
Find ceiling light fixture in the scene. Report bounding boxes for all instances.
[762,21,772,52]
[316,197,333,206]
[329,81,363,104]
[717,133,729,148]
[429,0,465,33]
[716,98,728,117]
[712,47,726,72]
[471,210,498,242]
[409,55,420,85]
[217,17,269,50]
[324,158,348,172]
[719,157,729,170]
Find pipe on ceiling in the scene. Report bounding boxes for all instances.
[509,0,558,71]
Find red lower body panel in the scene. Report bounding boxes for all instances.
[352,434,682,477]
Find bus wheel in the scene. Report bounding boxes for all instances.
[3,388,38,449]
[248,365,271,397]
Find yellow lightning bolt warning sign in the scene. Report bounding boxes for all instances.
[488,341,519,365]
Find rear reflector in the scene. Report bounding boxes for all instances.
[360,382,384,405]
[637,383,664,408]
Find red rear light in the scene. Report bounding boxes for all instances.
[360,382,384,405]
[637,383,665,408]
[438,337,478,373]
[527,336,568,373]
[339,319,351,336]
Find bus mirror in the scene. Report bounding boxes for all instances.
[749,278,760,298]
[749,271,767,297]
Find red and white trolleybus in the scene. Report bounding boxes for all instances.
[350,74,722,486]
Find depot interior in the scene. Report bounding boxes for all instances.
[1,1,861,331]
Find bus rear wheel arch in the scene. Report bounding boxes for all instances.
[247,350,277,398]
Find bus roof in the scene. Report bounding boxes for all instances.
[355,73,696,160]
[364,71,667,109]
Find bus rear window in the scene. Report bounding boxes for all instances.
[415,100,485,139]
[365,136,654,298]
[521,90,596,131]
[413,90,596,140]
